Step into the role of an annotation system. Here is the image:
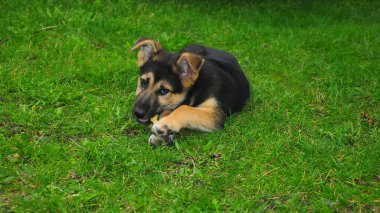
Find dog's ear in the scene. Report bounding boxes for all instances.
[175,52,205,89]
[131,38,162,67]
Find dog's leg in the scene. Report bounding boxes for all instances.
[149,98,224,145]
[148,110,174,146]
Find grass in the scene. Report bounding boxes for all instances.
[1,0,379,211]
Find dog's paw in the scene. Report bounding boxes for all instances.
[151,118,179,136]
[148,134,173,146]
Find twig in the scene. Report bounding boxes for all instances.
[189,158,196,177]
[40,26,58,31]
[33,26,58,35]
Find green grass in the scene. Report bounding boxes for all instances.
[1,0,379,211]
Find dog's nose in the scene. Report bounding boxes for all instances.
[133,106,145,119]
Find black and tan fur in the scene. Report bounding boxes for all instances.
[131,38,250,146]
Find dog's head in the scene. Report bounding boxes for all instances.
[131,38,205,124]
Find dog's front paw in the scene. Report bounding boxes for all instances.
[151,118,179,136]
[148,134,174,146]
[149,118,179,146]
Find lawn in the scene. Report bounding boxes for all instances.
[1,0,379,211]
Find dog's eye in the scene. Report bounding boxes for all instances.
[140,79,148,89]
[158,88,170,96]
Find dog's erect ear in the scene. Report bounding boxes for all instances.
[131,38,162,67]
[175,53,205,89]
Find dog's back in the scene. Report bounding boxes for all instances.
[180,44,250,115]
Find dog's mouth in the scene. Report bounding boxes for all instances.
[132,104,156,125]
[132,103,162,125]
[136,118,151,124]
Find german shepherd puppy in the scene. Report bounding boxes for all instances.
[131,38,250,146]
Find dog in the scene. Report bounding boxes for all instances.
[131,38,250,146]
